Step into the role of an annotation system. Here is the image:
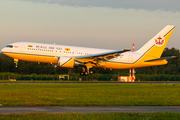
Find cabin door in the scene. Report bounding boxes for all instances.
[128,55,133,62]
[20,45,25,52]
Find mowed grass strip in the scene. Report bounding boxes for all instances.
[0,83,180,106]
[1,113,180,120]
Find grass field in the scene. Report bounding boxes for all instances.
[1,80,180,82]
[0,83,180,106]
[1,113,180,120]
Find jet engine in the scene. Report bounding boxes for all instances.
[56,56,75,68]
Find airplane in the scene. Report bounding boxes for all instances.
[1,25,176,76]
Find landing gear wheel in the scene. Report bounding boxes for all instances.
[84,71,88,76]
[80,72,84,76]
[80,72,89,76]
[89,71,93,75]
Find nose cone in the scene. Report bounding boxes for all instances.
[1,48,4,53]
[1,48,6,53]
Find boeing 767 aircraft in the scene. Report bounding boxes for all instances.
[1,25,176,75]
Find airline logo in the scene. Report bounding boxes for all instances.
[155,36,165,46]
[28,45,33,47]
[65,48,70,51]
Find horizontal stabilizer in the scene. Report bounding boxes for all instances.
[144,56,177,62]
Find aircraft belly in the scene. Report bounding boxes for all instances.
[97,59,167,69]
[4,53,58,64]
[99,62,133,69]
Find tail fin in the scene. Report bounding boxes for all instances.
[136,25,175,58]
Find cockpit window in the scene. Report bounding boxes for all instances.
[6,45,13,48]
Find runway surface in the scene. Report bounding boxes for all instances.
[0,82,180,84]
[0,106,180,114]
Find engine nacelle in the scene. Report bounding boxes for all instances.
[57,56,75,68]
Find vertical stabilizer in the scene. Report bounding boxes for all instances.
[136,25,175,58]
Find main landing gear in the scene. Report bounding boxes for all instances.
[80,63,93,76]
[80,69,93,76]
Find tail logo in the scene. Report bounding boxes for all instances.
[155,36,165,46]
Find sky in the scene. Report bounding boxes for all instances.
[0,0,180,51]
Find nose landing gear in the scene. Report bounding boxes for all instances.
[14,59,18,68]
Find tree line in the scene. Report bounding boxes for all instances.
[0,47,179,75]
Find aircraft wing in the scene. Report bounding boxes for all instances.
[75,49,131,64]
